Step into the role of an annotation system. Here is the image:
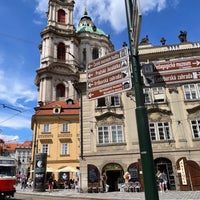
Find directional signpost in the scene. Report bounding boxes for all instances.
[125,0,159,200]
[87,47,132,100]
[142,57,200,86]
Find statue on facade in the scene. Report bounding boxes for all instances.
[160,37,166,45]
[140,35,149,45]
[178,31,187,43]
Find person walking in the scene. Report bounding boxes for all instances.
[101,171,107,192]
[156,170,165,192]
[21,175,27,191]
[162,171,168,191]
[48,175,54,192]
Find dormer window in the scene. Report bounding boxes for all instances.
[53,104,61,114]
[66,98,74,105]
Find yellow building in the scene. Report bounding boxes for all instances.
[31,99,80,187]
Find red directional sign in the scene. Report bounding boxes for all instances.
[143,57,200,73]
[142,57,200,85]
[88,82,131,99]
[87,47,132,99]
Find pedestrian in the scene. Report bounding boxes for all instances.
[101,171,107,192]
[123,171,131,185]
[21,175,27,191]
[156,170,165,192]
[162,171,168,191]
[48,175,54,192]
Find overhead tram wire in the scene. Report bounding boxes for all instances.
[1,104,22,113]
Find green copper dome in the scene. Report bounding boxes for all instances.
[76,8,107,36]
[76,26,107,36]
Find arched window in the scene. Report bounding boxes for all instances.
[58,9,65,24]
[92,48,99,60]
[57,43,66,60]
[56,84,65,98]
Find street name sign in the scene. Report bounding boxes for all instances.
[142,57,200,85]
[87,47,132,100]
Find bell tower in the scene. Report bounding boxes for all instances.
[35,0,79,105]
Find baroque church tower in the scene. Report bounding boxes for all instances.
[35,0,79,105]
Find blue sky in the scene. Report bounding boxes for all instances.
[0,0,200,143]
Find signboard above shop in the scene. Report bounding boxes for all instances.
[87,47,132,100]
[142,57,200,86]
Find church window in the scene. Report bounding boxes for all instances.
[58,9,65,24]
[56,84,65,98]
[57,43,66,60]
[92,48,99,59]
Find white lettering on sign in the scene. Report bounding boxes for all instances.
[179,159,187,185]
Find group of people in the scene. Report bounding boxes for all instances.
[156,170,168,192]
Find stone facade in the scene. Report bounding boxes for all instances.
[31,0,200,192]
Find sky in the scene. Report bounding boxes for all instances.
[0,0,200,143]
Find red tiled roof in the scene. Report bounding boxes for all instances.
[33,100,80,116]
[3,141,32,151]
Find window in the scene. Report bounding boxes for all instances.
[57,42,66,60]
[62,123,69,132]
[152,87,165,103]
[61,143,68,155]
[92,48,99,59]
[42,144,49,154]
[190,119,200,139]
[110,95,120,106]
[97,125,124,144]
[97,98,106,107]
[149,122,172,141]
[56,83,65,98]
[58,9,65,24]
[183,84,200,100]
[143,87,166,104]
[143,88,151,103]
[96,95,121,107]
[43,123,50,133]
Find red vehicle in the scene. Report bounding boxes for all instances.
[0,156,16,198]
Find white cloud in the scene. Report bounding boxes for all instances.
[140,0,167,13]
[0,68,37,108]
[34,0,179,33]
[35,0,48,17]
[0,133,19,143]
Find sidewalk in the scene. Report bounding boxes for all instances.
[16,185,200,200]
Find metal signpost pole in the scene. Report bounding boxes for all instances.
[124,0,159,199]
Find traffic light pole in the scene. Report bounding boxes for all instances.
[125,1,159,199]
